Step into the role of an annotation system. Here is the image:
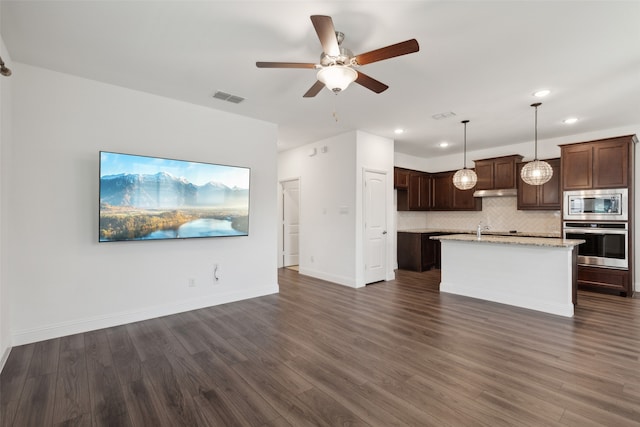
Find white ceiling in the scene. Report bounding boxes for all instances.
[2,1,639,158]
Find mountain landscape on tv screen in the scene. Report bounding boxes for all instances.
[99,171,249,241]
[100,171,248,209]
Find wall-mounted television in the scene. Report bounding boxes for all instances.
[99,151,250,242]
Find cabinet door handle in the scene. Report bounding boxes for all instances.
[382,231,387,235]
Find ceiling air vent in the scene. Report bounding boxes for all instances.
[432,111,456,120]
[212,91,245,104]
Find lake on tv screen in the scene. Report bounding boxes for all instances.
[99,153,249,241]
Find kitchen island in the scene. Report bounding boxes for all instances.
[432,234,584,317]
[397,228,562,272]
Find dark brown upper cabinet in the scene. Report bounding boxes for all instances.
[394,167,411,190]
[561,135,636,190]
[431,172,453,210]
[517,158,561,210]
[474,155,523,190]
[394,167,481,211]
[408,172,432,210]
[432,171,481,211]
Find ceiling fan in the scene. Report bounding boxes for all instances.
[256,15,420,97]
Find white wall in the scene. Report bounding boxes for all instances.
[355,131,395,285]
[277,130,395,288]
[8,64,278,345]
[278,132,357,286]
[0,33,12,369]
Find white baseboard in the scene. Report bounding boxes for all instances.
[297,268,396,288]
[298,267,357,288]
[11,284,278,346]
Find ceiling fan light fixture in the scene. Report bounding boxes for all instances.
[317,65,357,93]
[452,120,477,190]
[521,103,553,186]
[0,56,11,77]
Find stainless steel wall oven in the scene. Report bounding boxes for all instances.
[563,222,628,269]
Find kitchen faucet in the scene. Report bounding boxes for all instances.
[477,223,489,239]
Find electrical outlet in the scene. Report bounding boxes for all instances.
[188,278,196,287]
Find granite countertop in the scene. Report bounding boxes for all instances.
[397,228,562,238]
[432,233,585,248]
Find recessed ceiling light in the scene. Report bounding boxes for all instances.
[439,142,449,148]
[563,117,578,124]
[533,89,551,98]
[394,128,404,135]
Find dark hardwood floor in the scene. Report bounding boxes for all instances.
[2,268,640,426]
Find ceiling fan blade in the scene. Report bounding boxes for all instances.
[354,39,420,66]
[355,71,389,94]
[303,80,325,98]
[310,15,340,57]
[256,62,316,69]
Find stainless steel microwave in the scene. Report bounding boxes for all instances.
[563,188,628,221]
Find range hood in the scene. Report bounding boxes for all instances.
[473,188,518,198]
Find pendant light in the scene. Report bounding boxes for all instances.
[453,120,477,190]
[520,103,553,185]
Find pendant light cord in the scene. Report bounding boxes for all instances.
[462,119,469,169]
[531,102,541,160]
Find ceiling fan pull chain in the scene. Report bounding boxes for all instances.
[332,95,339,122]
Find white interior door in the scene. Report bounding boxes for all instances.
[364,170,387,284]
[282,179,300,267]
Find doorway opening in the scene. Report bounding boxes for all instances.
[281,179,300,269]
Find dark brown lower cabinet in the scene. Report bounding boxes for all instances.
[397,232,443,272]
[576,265,630,297]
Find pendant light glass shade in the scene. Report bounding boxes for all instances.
[521,103,553,186]
[453,120,477,190]
[520,159,554,185]
[317,65,358,93]
[453,168,478,190]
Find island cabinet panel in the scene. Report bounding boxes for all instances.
[561,135,635,190]
[517,158,561,210]
[437,236,579,317]
[397,232,442,271]
[474,155,523,190]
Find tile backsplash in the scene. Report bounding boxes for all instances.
[397,197,562,235]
